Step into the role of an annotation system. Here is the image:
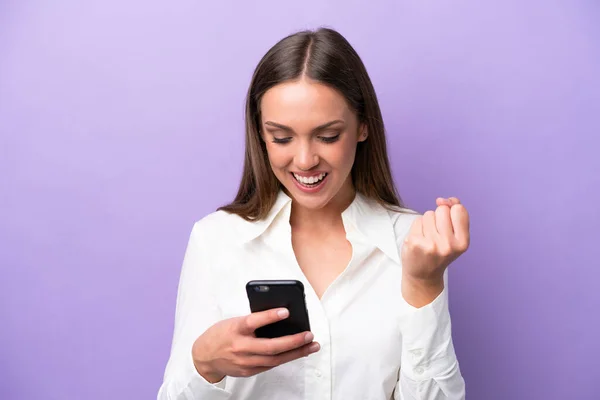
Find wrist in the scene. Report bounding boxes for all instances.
[192,336,225,384]
[401,274,444,308]
[193,359,225,384]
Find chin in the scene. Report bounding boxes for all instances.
[291,192,332,210]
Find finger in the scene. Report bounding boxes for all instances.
[247,342,321,368]
[247,331,314,356]
[422,210,439,238]
[234,365,271,378]
[450,204,470,250]
[240,308,289,335]
[448,197,461,206]
[434,205,454,237]
[436,197,453,207]
[437,197,461,207]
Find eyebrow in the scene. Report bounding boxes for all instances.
[263,119,344,134]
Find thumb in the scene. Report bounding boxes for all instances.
[239,308,289,335]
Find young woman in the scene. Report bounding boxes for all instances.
[158,27,469,400]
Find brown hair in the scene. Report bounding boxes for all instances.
[219,27,405,220]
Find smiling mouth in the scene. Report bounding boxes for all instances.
[292,172,328,187]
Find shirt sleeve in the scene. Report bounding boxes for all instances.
[157,221,232,400]
[394,270,466,400]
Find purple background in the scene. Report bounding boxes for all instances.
[1,1,598,399]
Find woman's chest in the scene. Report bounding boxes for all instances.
[292,231,353,300]
[211,239,406,344]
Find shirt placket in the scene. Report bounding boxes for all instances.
[303,293,332,400]
[266,222,334,400]
[299,229,369,400]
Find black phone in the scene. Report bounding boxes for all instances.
[246,280,311,339]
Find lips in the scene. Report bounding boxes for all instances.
[292,172,327,185]
[290,172,329,193]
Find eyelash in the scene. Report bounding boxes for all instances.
[320,134,340,143]
[272,134,341,145]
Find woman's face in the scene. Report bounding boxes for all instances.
[260,78,366,210]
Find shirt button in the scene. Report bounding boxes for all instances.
[415,366,424,375]
[315,369,322,378]
[412,349,422,357]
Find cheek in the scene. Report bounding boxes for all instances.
[265,144,291,170]
[324,141,357,171]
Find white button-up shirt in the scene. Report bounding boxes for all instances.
[158,191,465,399]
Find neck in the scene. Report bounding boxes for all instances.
[289,180,356,230]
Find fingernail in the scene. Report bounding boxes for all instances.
[277,309,289,318]
[305,332,314,343]
[309,342,320,352]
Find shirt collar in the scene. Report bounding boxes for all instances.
[237,190,401,264]
[237,191,293,244]
[341,192,401,264]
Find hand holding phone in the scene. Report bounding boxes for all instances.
[191,285,319,383]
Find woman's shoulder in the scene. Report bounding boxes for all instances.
[190,209,252,244]
[385,204,422,239]
[355,194,421,241]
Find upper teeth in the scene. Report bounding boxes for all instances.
[294,172,326,184]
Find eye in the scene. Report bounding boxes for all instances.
[319,133,341,143]
[272,137,292,144]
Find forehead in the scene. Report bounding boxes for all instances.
[260,79,355,127]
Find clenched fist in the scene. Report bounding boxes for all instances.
[401,197,470,307]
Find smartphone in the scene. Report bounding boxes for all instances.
[246,280,311,339]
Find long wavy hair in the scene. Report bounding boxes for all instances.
[219,27,404,220]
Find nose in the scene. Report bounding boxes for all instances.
[295,140,319,171]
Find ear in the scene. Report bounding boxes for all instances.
[358,124,368,142]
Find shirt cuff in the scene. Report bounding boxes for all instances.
[182,353,230,399]
[399,286,458,382]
